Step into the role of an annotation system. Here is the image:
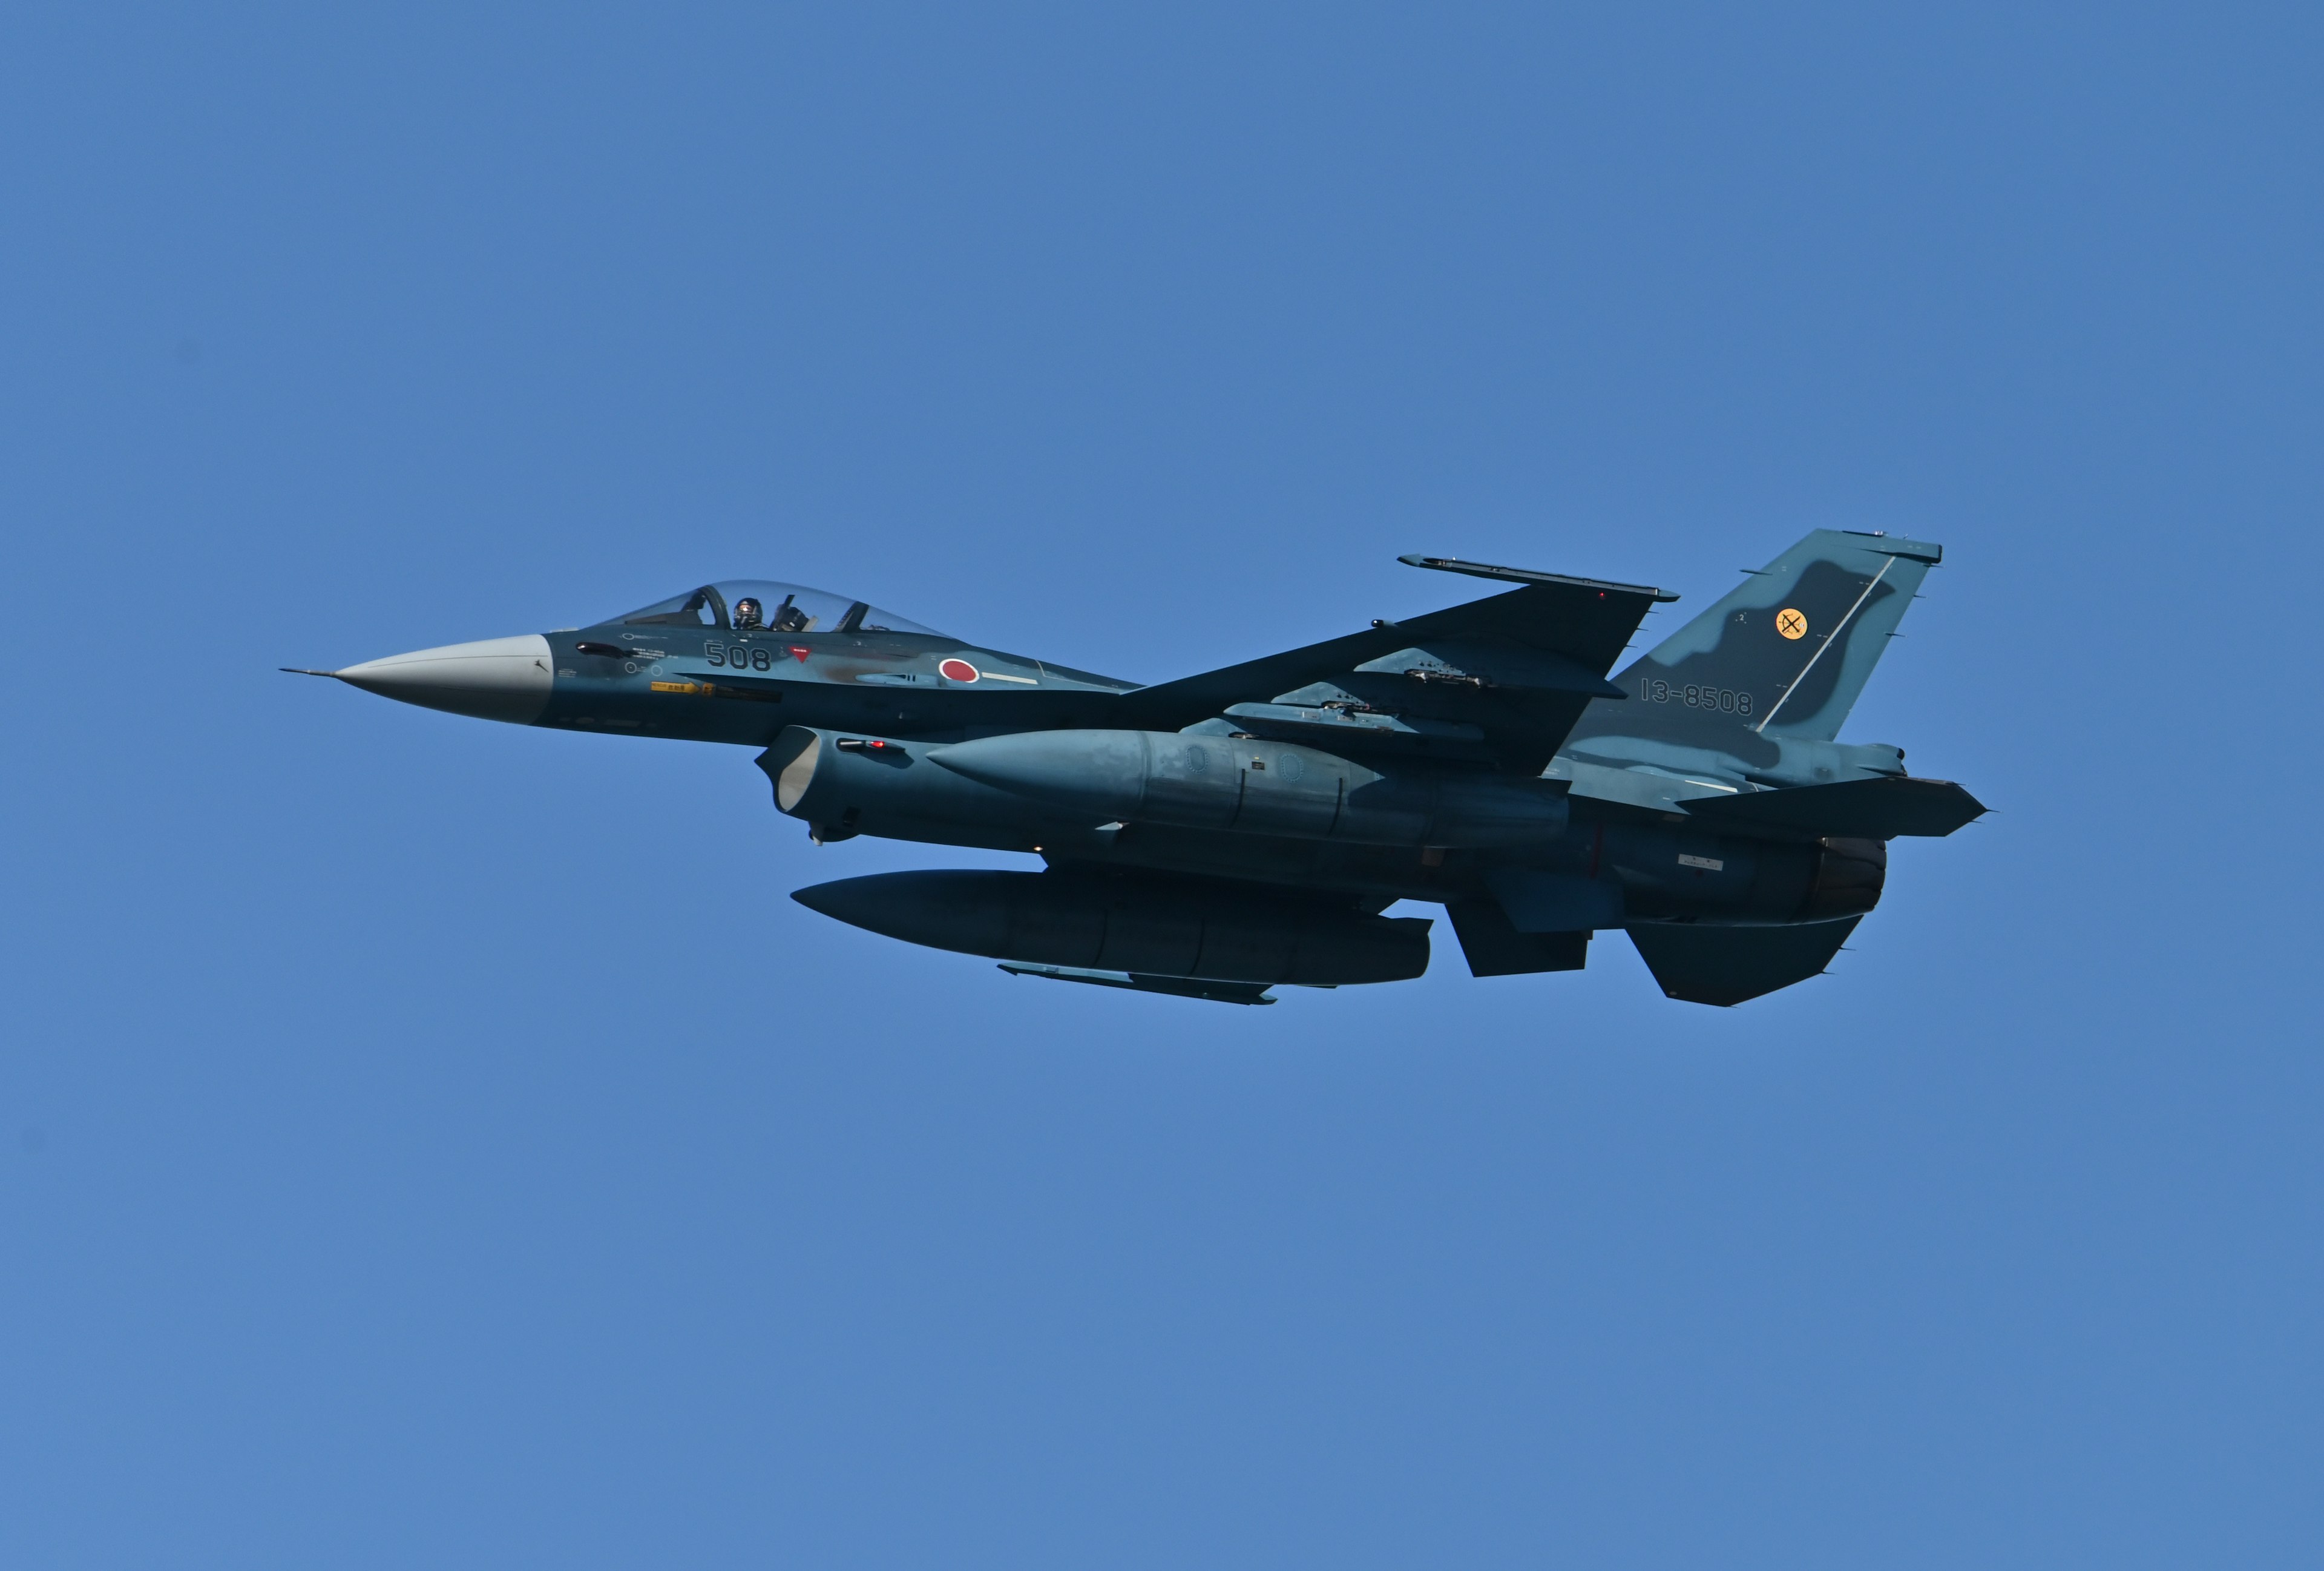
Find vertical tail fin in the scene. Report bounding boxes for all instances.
[1618,530,1940,742]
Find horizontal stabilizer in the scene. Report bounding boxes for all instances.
[998,963,1278,1005]
[1679,775,1986,838]
[1628,917,1862,1006]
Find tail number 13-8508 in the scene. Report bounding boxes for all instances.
[1640,677,1753,717]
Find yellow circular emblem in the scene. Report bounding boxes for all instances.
[1776,607,1808,641]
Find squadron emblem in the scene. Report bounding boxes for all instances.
[1776,607,1808,641]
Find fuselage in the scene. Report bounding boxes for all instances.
[322,595,1881,929]
[300,539,1978,1006]
[539,624,1134,745]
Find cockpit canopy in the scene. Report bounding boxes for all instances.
[612,580,944,637]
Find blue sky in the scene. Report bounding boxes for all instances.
[4,4,2319,1566]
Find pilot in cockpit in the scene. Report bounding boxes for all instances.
[768,593,812,633]
[733,596,765,631]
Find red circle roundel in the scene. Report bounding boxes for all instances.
[939,658,980,683]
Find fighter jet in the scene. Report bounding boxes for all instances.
[289,532,1982,1006]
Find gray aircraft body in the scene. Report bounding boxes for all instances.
[292,532,1983,1005]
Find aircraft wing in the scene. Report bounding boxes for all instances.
[1112,557,1676,773]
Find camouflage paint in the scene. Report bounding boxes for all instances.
[304,532,1979,1007]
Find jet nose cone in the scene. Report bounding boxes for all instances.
[333,634,554,725]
